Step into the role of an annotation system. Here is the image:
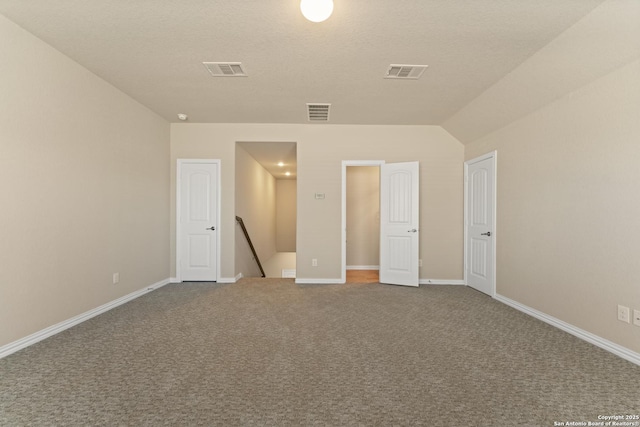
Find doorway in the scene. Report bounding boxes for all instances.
[342,160,420,286]
[342,161,384,283]
[345,165,381,283]
[235,142,297,279]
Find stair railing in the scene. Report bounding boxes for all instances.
[235,216,266,278]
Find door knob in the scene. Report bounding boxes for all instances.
[408,229,417,233]
[481,231,491,236]
[206,226,215,231]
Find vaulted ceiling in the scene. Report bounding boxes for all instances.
[0,0,609,132]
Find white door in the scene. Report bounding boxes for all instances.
[379,162,419,287]
[178,161,219,281]
[465,153,496,296]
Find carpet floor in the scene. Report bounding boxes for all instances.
[1,279,639,426]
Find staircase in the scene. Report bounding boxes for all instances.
[235,216,265,278]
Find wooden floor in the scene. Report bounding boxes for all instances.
[346,270,379,284]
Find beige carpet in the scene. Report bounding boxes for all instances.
[1,279,639,426]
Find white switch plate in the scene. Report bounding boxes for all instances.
[633,309,640,326]
[618,305,630,323]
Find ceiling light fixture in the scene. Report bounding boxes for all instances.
[300,0,334,23]
[278,162,285,167]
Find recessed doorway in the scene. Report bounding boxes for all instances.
[235,141,297,279]
[342,161,383,284]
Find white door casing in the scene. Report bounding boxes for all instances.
[464,152,496,296]
[379,162,420,287]
[177,160,220,282]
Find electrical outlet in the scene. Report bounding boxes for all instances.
[419,259,423,267]
[312,259,318,267]
[633,309,640,327]
[617,305,630,323]
[113,273,120,285]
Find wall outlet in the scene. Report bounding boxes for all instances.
[633,309,640,327]
[112,273,120,285]
[419,259,423,267]
[617,305,630,323]
[312,259,318,267]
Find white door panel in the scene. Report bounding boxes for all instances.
[188,235,211,267]
[465,154,495,295]
[380,162,419,287]
[178,161,219,281]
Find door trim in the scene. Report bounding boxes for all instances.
[176,159,222,283]
[341,160,385,284]
[464,151,497,296]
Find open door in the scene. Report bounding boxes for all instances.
[379,162,419,287]
[465,153,496,296]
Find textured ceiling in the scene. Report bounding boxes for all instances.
[0,0,607,127]
[238,141,297,180]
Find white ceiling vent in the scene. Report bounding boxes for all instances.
[384,64,428,80]
[203,62,247,77]
[307,103,331,121]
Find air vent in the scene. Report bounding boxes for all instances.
[203,62,247,77]
[384,64,428,80]
[307,103,330,121]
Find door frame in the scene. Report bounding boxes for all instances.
[176,159,222,283]
[341,160,385,283]
[464,151,497,296]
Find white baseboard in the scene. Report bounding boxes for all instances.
[217,274,242,284]
[0,278,170,360]
[294,278,466,285]
[495,294,640,367]
[295,278,344,284]
[420,279,466,285]
[170,277,180,283]
[282,269,296,278]
[346,265,380,270]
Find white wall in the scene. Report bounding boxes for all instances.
[465,59,640,354]
[170,124,464,282]
[0,15,170,348]
[346,166,380,268]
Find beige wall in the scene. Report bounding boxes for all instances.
[346,166,380,267]
[170,124,464,281]
[276,179,297,252]
[444,0,640,144]
[464,59,640,353]
[235,145,277,276]
[0,15,170,347]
